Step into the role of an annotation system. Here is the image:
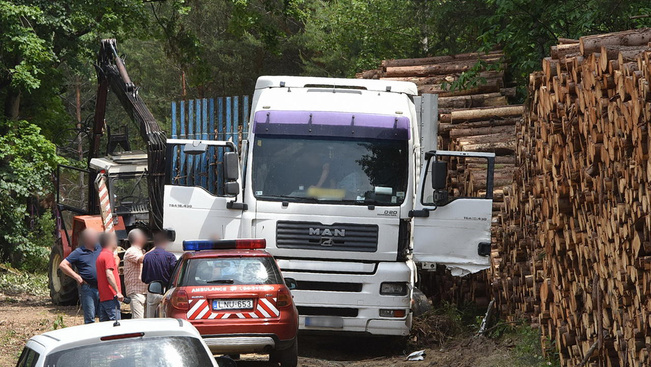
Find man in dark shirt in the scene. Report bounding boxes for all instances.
[96,232,123,321]
[142,232,177,317]
[58,229,101,324]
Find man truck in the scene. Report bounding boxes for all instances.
[163,76,495,336]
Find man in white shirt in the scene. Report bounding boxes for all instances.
[123,229,148,318]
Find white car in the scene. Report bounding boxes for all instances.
[16,318,226,367]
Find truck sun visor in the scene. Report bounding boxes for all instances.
[253,110,410,140]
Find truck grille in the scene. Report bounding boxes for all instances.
[276,221,378,252]
[296,281,363,292]
[297,306,359,317]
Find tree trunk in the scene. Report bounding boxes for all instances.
[4,89,21,120]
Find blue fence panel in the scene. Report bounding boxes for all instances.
[209,99,215,193]
[179,101,186,185]
[170,95,250,195]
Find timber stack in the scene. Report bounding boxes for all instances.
[495,28,651,366]
[359,52,522,307]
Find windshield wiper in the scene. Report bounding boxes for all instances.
[206,279,234,284]
[258,195,320,203]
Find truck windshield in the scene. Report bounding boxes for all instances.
[252,136,408,205]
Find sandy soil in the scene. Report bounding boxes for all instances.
[0,293,525,367]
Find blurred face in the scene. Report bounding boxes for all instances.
[83,229,99,249]
[130,230,146,247]
[153,233,168,248]
[106,232,118,250]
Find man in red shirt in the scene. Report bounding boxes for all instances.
[96,232,124,321]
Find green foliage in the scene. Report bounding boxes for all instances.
[52,315,66,330]
[441,58,503,92]
[0,120,64,268]
[479,0,651,86]
[0,270,48,297]
[0,1,53,91]
[302,0,420,77]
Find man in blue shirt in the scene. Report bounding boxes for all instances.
[58,229,101,324]
[142,231,177,317]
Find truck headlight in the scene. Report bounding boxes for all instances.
[380,282,408,296]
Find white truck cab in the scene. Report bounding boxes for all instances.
[163,76,495,336]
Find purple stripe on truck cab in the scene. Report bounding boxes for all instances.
[253,110,410,140]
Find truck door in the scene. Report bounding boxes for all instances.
[163,139,244,252]
[411,150,495,276]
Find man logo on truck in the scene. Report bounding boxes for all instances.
[308,228,346,237]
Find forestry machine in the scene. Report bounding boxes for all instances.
[48,39,166,305]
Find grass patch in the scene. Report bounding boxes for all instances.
[488,321,560,367]
[0,270,48,297]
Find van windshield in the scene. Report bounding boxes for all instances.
[252,136,408,205]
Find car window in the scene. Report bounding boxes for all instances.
[17,347,40,367]
[169,259,184,288]
[44,336,213,367]
[181,257,283,286]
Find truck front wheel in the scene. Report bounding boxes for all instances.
[48,241,78,306]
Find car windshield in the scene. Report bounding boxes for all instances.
[180,257,283,286]
[252,136,409,205]
[44,336,212,367]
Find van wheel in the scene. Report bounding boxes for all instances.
[270,339,298,367]
[48,241,78,306]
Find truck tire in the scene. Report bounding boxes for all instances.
[270,339,298,367]
[48,242,78,306]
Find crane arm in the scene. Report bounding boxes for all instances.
[90,39,166,231]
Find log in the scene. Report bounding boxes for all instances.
[438,92,508,109]
[419,77,504,95]
[383,70,504,86]
[381,50,503,68]
[580,28,651,55]
[438,117,520,133]
[383,58,504,77]
[449,105,525,123]
[449,124,514,139]
[551,43,581,59]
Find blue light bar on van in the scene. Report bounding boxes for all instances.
[183,239,266,251]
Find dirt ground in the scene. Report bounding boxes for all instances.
[0,292,541,367]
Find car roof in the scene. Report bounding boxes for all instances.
[28,318,200,353]
[182,249,274,260]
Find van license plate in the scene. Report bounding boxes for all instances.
[212,299,253,310]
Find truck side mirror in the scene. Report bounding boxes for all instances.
[224,181,240,196]
[224,152,239,181]
[148,280,165,295]
[431,160,448,190]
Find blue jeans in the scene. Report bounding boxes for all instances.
[99,297,121,322]
[79,283,99,324]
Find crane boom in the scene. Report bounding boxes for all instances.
[89,39,166,231]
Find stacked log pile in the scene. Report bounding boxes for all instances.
[495,28,651,366]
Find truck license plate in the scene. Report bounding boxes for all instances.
[212,299,253,311]
[304,316,344,329]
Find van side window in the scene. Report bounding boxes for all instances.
[16,347,40,367]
